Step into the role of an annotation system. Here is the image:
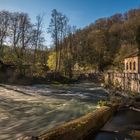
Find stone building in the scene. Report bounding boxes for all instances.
[105,52,140,93]
[124,52,140,73]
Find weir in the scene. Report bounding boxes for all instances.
[20,105,118,140]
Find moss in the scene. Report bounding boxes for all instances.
[97,100,108,107]
[39,105,117,140]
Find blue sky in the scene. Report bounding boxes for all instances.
[0,0,140,46]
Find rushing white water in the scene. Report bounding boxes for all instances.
[0,83,108,140]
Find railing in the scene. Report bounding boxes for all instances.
[109,72,140,80]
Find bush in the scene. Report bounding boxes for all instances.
[98,100,108,107]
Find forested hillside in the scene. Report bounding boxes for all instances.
[0,8,140,80]
[50,8,140,77]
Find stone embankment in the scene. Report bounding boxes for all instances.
[19,105,118,140]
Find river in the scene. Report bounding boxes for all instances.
[0,83,108,140]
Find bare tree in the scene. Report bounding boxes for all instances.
[32,14,44,64]
[48,9,69,72]
[10,12,32,75]
[58,14,69,71]
[0,11,10,59]
[48,9,61,72]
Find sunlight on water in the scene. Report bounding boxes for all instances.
[0,83,108,140]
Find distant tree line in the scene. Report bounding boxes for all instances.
[48,8,140,78]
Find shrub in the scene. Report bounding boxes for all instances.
[98,100,108,107]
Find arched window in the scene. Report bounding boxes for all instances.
[126,63,128,70]
[130,62,132,70]
[133,62,136,70]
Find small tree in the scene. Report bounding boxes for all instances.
[0,11,10,59]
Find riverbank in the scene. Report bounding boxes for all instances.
[0,70,104,86]
[104,84,140,112]
[0,75,77,86]
[90,89,140,140]
[90,108,140,140]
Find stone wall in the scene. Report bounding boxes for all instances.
[105,72,140,93]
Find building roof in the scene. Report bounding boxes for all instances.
[124,51,140,59]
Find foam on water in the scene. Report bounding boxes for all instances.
[0,83,108,140]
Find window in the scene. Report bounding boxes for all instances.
[130,62,132,70]
[133,62,136,70]
[126,63,128,70]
